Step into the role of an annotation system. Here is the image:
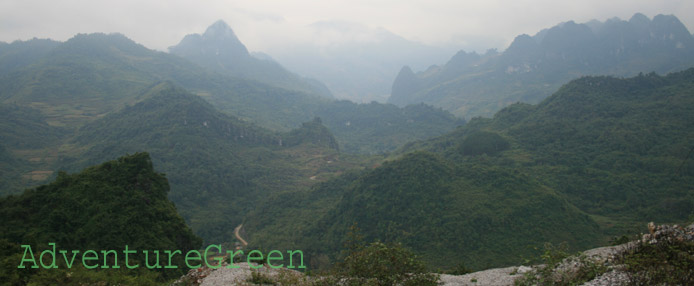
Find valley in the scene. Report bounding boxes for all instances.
[1,8,693,286]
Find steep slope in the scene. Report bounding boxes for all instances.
[315,101,464,154]
[284,117,340,151]
[63,84,359,244]
[169,20,332,97]
[401,68,694,225]
[0,33,216,127]
[0,38,60,75]
[389,13,694,118]
[404,69,694,221]
[246,68,694,272]
[0,104,66,195]
[0,152,202,283]
[302,152,599,270]
[0,104,65,149]
[0,32,326,130]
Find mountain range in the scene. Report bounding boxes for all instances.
[1,13,693,285]
[169,20,332,98]
[245,68,694,270]
[0,22,461,154]
[389,13,694,118]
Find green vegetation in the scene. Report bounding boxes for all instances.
[2,20,694,284]
[389,14,694,119]
[242,68,694,272]
[284,117,340,151]
[300,152,600,269]
[316,101,464,154]
[0,38,59,76]
[0,153,202,284]
[0,103,67,195]
[620,237,694,285]
[459,130,510,156]
[235,226,440,286]
[324,226,440,286]
[63,85,364,244]
[0,104,65,149]
[515,223,694,285]
[515,243,608,286]
[0,32,460,155]
[401,69,694,224]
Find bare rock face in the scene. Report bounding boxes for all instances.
[439,266,531,286]
[642,222,694,245]
[175,222,694,286]
[173,262,305,286]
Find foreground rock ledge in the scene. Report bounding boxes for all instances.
[174,222,694,286]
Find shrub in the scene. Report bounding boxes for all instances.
[459,131,510,156]
[620,239,694,285]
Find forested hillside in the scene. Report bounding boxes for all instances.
[0,153,202,284]
[244,68,694,271]
[0,31,460,154]
[60,84,372,244]
[1,11,693,284]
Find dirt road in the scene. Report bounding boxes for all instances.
[234,224,248,247]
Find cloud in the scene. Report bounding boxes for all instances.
[0,0,692,53]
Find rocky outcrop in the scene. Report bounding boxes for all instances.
[176,222,693,285]
[642,222,694,245]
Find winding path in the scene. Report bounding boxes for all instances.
[234,224,248,247]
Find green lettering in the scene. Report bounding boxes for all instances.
[204,244,222,269]
[164,250,182,269]
[82,250,99,269]
[266,250,283,269]
[185,250,202,269]
[247,250,264,269]
[143,250,161,269]
[226,249,244,269]
[59,250,79,268]
[101,249,119,269]
[40,242,57,269]
[18,245,38,269]
[124,245,138,269]
[287,250,305,269]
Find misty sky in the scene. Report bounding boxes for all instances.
[1,0,693,54]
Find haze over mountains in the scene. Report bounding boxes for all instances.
[1,10,693,285]
[0,19,461,264]
[267,21,456,102]
[0,22,461,154]
[389,13,694,118]
[169,20,332,98]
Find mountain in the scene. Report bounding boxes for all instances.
[0,38,60,75]
[398,68,694,223]
[314,101,464,154]
[63,84,354,243]
[0,32,460,154]
[284,117,340,151]
[0,104,66,195]
[0,32,333,130]
[389,13,694,118]
[169,20,332,97]
[0,32,223,127]
[244,68,694,271]
[0,152,202,284]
